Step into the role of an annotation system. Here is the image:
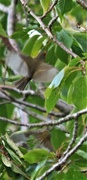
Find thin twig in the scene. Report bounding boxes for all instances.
[20,3,77,58]
[0,85,74,115]
[0,88,64,118]
[0,85,36,96]
[41,0,58,19]
[48,15,58,30]
[63,118,78,156]
[36,132,87,180]
[0,108,87,128]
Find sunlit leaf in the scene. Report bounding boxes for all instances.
[45,66,78,112]
[5,134,23,158]
[22,35,39,56]
[5,147,23,165]
[72,75,87,109]
[24,149,55,164]
[45,88,60,112]
[49,69,64,88]
[31,36,45,57]
[76,150,87,160]
[40,0,51,13]
[45,68,65,112]
[2,155,12,167]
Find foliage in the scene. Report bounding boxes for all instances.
[0,0,87,179]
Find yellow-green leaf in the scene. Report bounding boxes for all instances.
[40,0,51,13]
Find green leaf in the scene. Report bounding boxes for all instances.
[72,75,87,109]
[31,160,48,180]
[55,30,73,63]
[56,30,73,49]
[46,45,57,66]
[0,23,8,37]
[54,166,86,180]
[45,68,65,112]
[22,35,39,56]
[83,53,87,58]
[76,150,87,160]
[6,104,14,118]
[69,57,81,67]
[45,69,65,98]
[24,149,55,164]
[67,83,74,104]
[57,0,73,15]
[2,86,23,99]
[74,33,87,53]
[11,29,28,39]
[45,66,77,112]
[11,163,29,179]
[5,134,23,158]
[49,69,64,88]
[55,45,68,64]
[5,147,23,165]
[45,88,60,112]
[51,128,66,150]
[40,0,51,13]
[31,36,45,57]
[0,104,8,134]
[2,155,12,167]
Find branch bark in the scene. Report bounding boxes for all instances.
[36,132,87,180]
[76,0,87,10]
[0,108,87,128]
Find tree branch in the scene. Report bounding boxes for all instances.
[20,2,77,58]
[0,3,8,12]
[76,0,87,10]
[36,132,87,180]
[63,118,78,156]
[0,88,64,119]
[0,108,87,128]
[0,0,19,51]
[0,85,74,116]
[48,15,58,30]
[41,0,58,19]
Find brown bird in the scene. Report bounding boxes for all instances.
[6,51,58,90]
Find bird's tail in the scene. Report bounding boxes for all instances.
[14,77,31,90]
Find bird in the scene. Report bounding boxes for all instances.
[6,51,58,90]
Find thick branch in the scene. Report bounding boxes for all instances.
[7,0,19,51]
[76,0,87,10]
[0,1,19,51]
[0,3,8,12]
